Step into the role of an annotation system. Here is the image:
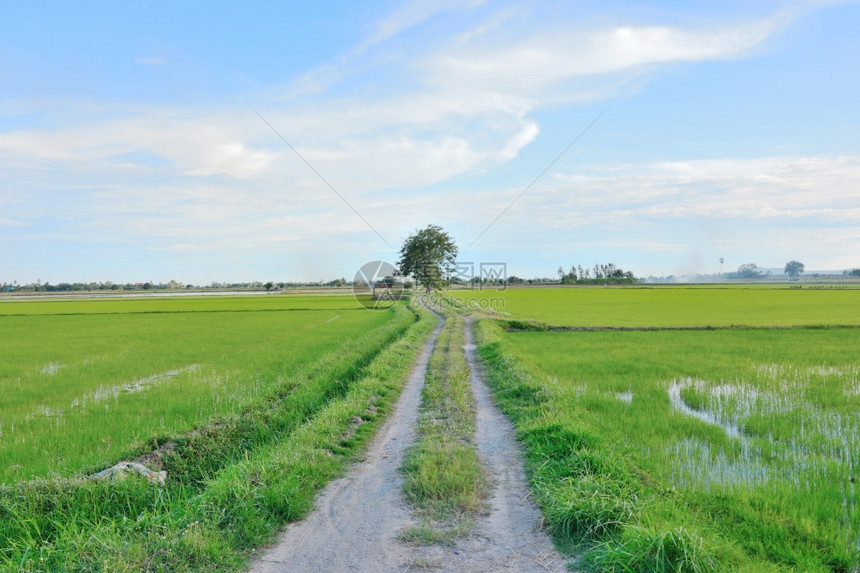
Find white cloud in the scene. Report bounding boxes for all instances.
[361,0,486,49]
[185,141,279,179]
[0,4,788,198]
[809,0,859,5]
[3,149,857,280]
[424,16,785,100]
[137,57,166,65]
[0,89,540,192]
[0,218,31,227]
[526,155,860,226]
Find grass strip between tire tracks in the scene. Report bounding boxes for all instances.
[400,314,490,545]
[0,302,436,572]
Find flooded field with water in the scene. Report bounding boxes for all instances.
[504,326,860,569]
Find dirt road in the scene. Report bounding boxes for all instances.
[249,315,569,572]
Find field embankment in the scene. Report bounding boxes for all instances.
[0,296,436,571]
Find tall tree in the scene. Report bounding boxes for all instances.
[398,225,458,289]
[784,260,805,280]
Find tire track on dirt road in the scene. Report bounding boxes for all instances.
[466,316,570,572]
[249,312,569,572]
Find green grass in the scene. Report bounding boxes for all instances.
[0,301,438,571]
[0,295,392,483]
[7,286,857,571]
[0,293,365,315]
[400,314,489,543]
[475,319,860,571]
[450,285,860,327]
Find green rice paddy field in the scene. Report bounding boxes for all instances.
[459,285,860,327]
[473,286,860,571]
[0,295,392,483]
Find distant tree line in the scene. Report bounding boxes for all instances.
[724,261,807,280]
[2,281,180,293]
[449,275,559,287]
[726,263,771,280]
[5,264,856,294]
[2,279,358,293]
[645,260,860,283]
[557,263,637,285]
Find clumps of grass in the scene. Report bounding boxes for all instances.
[586,526,720,572]
[406,555,443,569]
[399,521,472,546]
[541,473,640,540]
[501,318,552,331]
[0,303,436,571]
[400,315,490,544]
[517,422,644,544]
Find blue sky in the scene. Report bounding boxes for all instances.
[1,0,858,284]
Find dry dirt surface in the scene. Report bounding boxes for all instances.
[249,316,570,573]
